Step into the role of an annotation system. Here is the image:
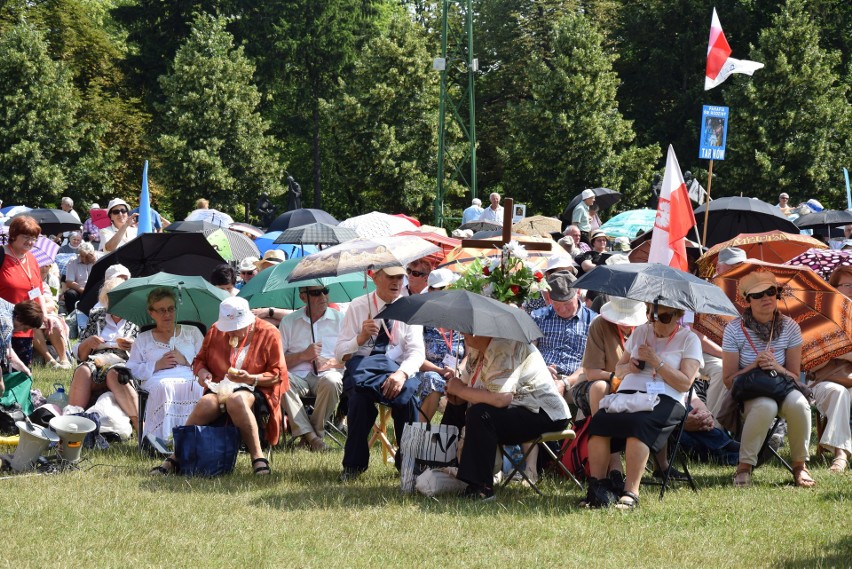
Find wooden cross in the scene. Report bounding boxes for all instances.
[460,197,552,251]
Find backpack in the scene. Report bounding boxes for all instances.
[560,417,591,481]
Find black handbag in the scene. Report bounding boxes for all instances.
[730,368,796,404]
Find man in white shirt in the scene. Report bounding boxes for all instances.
[60,196,81,223]
[462,198,483,225]
[478,193,504,224]
[280,285,345,452]
[335,266,425,480]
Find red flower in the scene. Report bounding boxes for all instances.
[534,271,544,282]
[510,285,521,295]
[483,266,491,276]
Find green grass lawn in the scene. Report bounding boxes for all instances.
[0,365,850,568]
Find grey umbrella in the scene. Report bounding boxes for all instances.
[374,289,543,343]
[273,222,358,246]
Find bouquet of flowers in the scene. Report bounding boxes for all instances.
[451,241,548,305]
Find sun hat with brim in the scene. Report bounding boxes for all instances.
[599,297,647,327]
[216,296,254,332]
[376,266,406,277]
[239,256,259,272]
[104,264,131,280]
[590,229,608,241]
[611,236,631,252]
[738,271,780,298]
[581,189,596,200]
[106,198,130,214]
[427,268,457,289]
[718,247,747,265]
[546,253,575,272]
[255,250,286,270]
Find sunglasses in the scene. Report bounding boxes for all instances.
[406,268,428,278]
[150,306,176,315]
[746,286,778,301]
[305,288,330,297]
[110,208,128,215]
[240,270,256,275]
[647,310,677,324]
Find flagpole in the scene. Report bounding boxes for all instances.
[701,159,714,247]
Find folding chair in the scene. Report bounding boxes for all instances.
[500,428,580,496]
[642,385,698,500]
[369,406,396,463]
[282,394,346,449]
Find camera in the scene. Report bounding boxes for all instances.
[636,360,646,370]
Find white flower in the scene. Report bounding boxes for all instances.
[488,258,501,271]
[503,240,529,260]
[482,283,495,298]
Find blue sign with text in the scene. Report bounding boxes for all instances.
[699,105,729,161]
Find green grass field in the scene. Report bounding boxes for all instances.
[0,365,849,568]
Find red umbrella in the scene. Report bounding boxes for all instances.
[393,213,420,227]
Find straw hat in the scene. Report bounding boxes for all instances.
[255,250,286,271]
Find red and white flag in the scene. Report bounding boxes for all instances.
[705,8,764,90]
[648,145,696,271]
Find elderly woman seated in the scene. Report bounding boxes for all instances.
[722,272,814,487]
[67,277,140,429]
[150,297,286,476]
[442,334,570,501]
[584,302,702,509]
[126,288,206,441]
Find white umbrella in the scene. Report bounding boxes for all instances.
[286,235,440,282]
[339,211,417,239]
[185,208,234,227]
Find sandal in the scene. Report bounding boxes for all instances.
[793,465,816,488]
[252,457,271,476]
[733,466,752,488]
[614,491,639,511]
[829,455,848,473]
[149,457,178,476]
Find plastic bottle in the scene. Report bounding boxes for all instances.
[45,383,69,409]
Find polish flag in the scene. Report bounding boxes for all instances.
[705,8,764,90]
[648,145,696,271]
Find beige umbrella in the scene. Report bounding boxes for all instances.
[512,215,562,237]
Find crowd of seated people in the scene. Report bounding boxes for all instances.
[4,202,849,509]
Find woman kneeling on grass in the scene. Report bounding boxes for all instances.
[584,302,702,510]
[150,297,286,476]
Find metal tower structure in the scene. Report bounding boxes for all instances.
[433,0,477,227]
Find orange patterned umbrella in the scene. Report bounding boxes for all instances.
[695,230,827,278]
[693,261,852,370]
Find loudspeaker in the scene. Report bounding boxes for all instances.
[9,420,59,472]
[49,416,96,463]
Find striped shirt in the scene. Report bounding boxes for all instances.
[531,304,596,375]
[722,316,802,369]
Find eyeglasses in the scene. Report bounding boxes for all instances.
[406,268,429,278]
[648,311,677,324]
[746,286,778,301]
[836,283,852,289]
[110,208,128,215]
[305,288,330,297]
[19,235,39,243]
[240,270,256,275]
[150,306,176,315]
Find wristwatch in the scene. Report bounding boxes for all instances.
[252,375,259,388]
[655,361,665,372]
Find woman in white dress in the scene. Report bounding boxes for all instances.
[126,288,205,440]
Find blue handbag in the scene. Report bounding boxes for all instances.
[344,355,419,408]
[173,425,241,476]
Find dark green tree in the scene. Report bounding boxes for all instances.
[722,0,852,205]
[320,8,447,218]
[484,5,659,214]
[157,14,283,219]
[0,23,80,204]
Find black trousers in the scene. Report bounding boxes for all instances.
[445,402,568,487]
[341,384,416,471]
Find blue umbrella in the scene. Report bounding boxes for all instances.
[0,205,30,216]
[600,209,657,239]
[254,231,318,258]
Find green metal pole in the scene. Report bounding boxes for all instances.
[434,0,450,226]
[466,0,477,202]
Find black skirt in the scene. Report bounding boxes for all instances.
[587,393,685,453]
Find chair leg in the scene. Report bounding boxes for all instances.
[368,406,395,462]
[500,444,543,496]
[540,441,584,490]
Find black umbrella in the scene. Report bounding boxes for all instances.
[77,233,226,314]
[374,290,543,343]
[562,188,622,221]
[694,196,799,248]
[273,222,357,245]
[571,263,738,316]
[6,208,81,234]
[164,220,221,234]
[458,220,502,233]
[794,210,852,233]
[268,208,338,232]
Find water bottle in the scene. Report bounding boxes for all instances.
[45,383,69,409]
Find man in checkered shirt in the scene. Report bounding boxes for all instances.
[531,272,597,402]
